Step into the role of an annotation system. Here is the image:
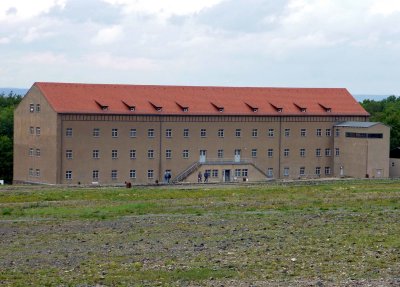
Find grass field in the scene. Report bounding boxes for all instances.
[0,180,399,286]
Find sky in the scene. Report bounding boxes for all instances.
[0,0,399,97]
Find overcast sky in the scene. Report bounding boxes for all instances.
[0,0,399,97]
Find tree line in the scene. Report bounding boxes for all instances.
[0,94,399,184]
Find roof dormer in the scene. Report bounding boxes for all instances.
[149,101,162,112]
[245,103,259,113]
[319,103,332,113]
[294,103,307,113]
[211,102,224,112]
[95,100,109,111]
[122,100,136,111]
[270,103,283,113]
[176,102,189,112]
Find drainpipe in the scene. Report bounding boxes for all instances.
[159,117,163,182]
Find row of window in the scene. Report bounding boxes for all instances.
[29,168,41,177]
[29,127,41,135]
[64,147,340,160]
[64,127,341,138]
[29,103,41,113]
[29,148,41,157]
[283,166,332,176]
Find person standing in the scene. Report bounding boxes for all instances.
[198,171,202,183]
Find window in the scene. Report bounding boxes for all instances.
[111,170,118,180]
[148,129,155,138]
[36,104,41,112]
[130,129,137,138]
[235,169,242,177]
[200,129,207,137]
[316,148,321,157]
[66,128,72,137]
[183,128,189,137]
[284,128,290,137]
[93,128,100,137]
[251,149,257,158]
[235,129,241,137]
[325,148,331,157]
[284,148,290,157]
[65,170,72,180]
[316,129,322,137]
[166,149,172,159]
[147,169,154,179]
[267,168,274,178]
[284,167,290,177]
[217,149,224,158]
[252,129,258,137]
[35,169,40,177]
[392,162,395,167]
[300,148,306,157]
[315,167,321,176]
[29,103,35,112]
[36,127,41,136]
[93,149,99,159]
[129,169,136,179]
[325,167,331,175]
[29,148,34,156]
[66,150,73,159]
[268,128,274,137]
[326,129,331,136]
[30,126,34,134]
[29,168,34,177]
[335,148,340,156]
[299,167,305,176]
[112,149,118,159]
[92,170,99,180]
[335,128,340,137]
[268,149,273,158]
[147,149,154,159]
[218,129,224,138]
[112,128,118,138]
[300,129,306,137]
[242,169,248,177]
[35,149,40,157]
[212,169,218,177]
[166,129,172,138]
[130,149,136,159]
[183,149,189,159]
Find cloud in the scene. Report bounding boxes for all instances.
[86,53,160,71]
[92,25,123,45]
[0,0,66,21]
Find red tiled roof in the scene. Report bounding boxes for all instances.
[34,82,369,116]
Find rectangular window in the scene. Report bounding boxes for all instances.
[252,129,258,137]
[36,127,41,136]
[66,128,72,137]
[29,168,34,177]
[218,129,224,138]
[251,149,257,158]
[212,169,218,177]
[183,128,189,137]
[35,149,40,157]
[300,129,306,137]
[29,103,35,112]
[30,126,34,135]
[35,169,40,177]
[29,148,34,156]
[326,129,331,136]
[92,170,99,180]
[300,148,306,157]
[299,167,305,176]
[112,149,118,159]
[129,169,136,179]
[325,148,331,157]
[147,149,154,159]
[235,169,241,177]
[130,149,136,159]
[284,167,290,177]
[217,149,223,158]
[335,128,340,137]
[93,149,99,159]
[335,148,340,156]
[284,148,290,157]
[316,148,321,157]
[268,128,274,137]
[242,169,248,177]
[93,128,100,137]
[267,168,273,178]
[65,170,72,180]
[325,167,331,175]
[111,170,118,180]
[235,129,241,137]
[183,149,189,159]
[112,128,118,138]
[66,149,73,159]
[166,129,172,138]
[200,129,207,137]
[36,104,41,112]
[147,169,154,179]
[316,129,322,137]
[315,167,321,176]
[268,148,273,158]
[284,128,290,137]
[166,149,172,159]
[130,128,137,138]
[148,129,155,138]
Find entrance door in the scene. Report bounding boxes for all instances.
[234,149,241,163]
[223,169,231,182]
[199,150,207,163]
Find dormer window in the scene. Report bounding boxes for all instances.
[245,103,258,113]
[218,108,224,112]
[149,102,162,112]
[294,103,307,113]
[252,108,258,113]
[156,107,162,112]
[277,108,283,112]
[95,100,109,111]
[326,108,332,113]
[176,102,189,112]
[122,101,135,112]
[301,108,307,113]
[211,102,224,113]
[130,107,135,111]
[270,103,283,113]
[183,108,189,112]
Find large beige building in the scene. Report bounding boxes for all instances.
[14,82,390,185]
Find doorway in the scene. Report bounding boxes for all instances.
[223,169,231,182]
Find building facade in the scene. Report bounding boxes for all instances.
[14,83,390,185]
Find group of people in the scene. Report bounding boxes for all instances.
[197,171,209,183]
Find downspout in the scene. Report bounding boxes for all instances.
[278,116,282,178]
[159,117,163,182]
[59,116,63,184]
